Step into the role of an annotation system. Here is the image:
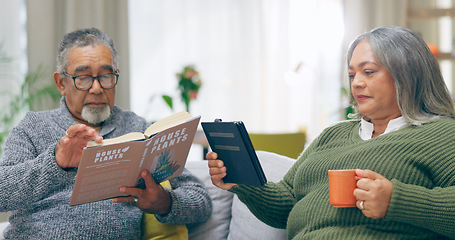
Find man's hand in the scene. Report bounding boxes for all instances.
[207,152,237,190]
[113,170,171,215]
[55,124,103,169]
[353,169,394,219]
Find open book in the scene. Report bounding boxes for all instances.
[70,111,200,206]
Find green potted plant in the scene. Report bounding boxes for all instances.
[161,65,202,113]
[0,47,60,154]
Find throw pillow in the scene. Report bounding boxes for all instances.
[142,180,188,240]
[186,160,234,240]
[227,151,295,240]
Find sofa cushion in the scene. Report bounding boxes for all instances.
[227,151,295,240]
[0,222,7,240]
[142,180,188,240]
[186,151,296,240]
[186,160,234,240]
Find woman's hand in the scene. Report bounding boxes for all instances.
[206,152,237,190]
[354,169,393,219]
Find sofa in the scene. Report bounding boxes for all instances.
[186,150,295,240]
[0,151,295,240]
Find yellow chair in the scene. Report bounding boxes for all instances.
[249,132,306,159]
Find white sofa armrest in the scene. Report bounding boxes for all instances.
[186,160,234,240]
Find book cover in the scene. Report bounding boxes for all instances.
[69,113,200,206]
[201,120,267,187]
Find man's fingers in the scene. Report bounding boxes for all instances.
[66,124,98,137]
[93,134,103,142]
[66,124,87,137]
[112,196,132,203]
[118,170,158,199]
[119,185,143,199]
[141,170,158,191]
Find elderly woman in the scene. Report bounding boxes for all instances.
[207,26,455,239]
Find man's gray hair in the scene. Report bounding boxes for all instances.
[347,26,455,124]
[56,28,118,73]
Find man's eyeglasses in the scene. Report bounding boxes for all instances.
[62,71,119,91]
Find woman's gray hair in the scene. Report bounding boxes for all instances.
[347,26,455,124]
[56,28,118,73]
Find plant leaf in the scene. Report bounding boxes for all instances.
[162,95,173,110]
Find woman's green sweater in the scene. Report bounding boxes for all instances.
[231,118,455,239]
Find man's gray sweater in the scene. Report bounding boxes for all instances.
[0,97,211,239]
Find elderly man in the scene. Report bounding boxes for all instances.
[0,28,211,239]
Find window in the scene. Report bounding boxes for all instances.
[406,0,455,94]
[0,0,28,131]
[128,0,345,147]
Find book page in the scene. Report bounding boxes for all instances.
[86,132,145,147]
[144,111,193,138]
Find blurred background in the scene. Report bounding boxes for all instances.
[1,0,454,160]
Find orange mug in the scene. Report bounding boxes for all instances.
[328,169,357,207]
